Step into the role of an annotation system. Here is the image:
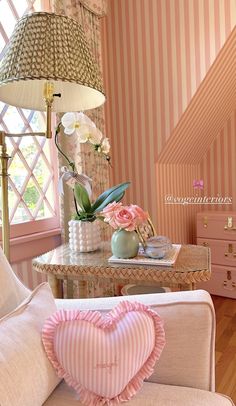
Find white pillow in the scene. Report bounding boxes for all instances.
[0,246,29,318]
[0,283,61,406]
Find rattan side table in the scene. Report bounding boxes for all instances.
[32,243,211,298]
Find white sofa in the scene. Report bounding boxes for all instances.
[0,248,234,406]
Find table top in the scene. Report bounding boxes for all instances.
[32,243,211,285]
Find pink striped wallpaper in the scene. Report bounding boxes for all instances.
[158,26,236,164]
[102,0,236,239]
[156,27,236,242]
[12,259,46,291]
[200,109,236,213]
[156,163,200,243]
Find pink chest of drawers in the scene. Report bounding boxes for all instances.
[197,211,236,298]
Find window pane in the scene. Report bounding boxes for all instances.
[22,179,40,213]
[34,159,51,189]
[2,106,26,133]
[28,111,45,133]
[9,153,28,192]
[5,138,57,223]
[0,1,17,38]
[0,34,5,54]
[36,200,53,220]
[14,0,28,17]
[12,202,31,224]
[8,185,18,217]
[16,137,39,168]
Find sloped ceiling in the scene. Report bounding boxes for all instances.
[159,26,236,165]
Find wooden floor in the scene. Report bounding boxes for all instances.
[212,295,236,403]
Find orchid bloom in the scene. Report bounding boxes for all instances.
[77,125,102,145]
[60,111,111,163]
[100,137,110,154]
[61,112,96,137]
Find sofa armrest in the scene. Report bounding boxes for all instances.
[55,289,215,392]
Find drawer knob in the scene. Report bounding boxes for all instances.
[202,242,209,247]
[223,281,236,291]
[224,216,236,231]
[224,226,236,231]
[224,244,235,257]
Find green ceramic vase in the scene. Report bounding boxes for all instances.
[111,229,139,258]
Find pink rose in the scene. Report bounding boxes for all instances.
[113,207,136,231]
[102,201,123,221]
[129,205,149,225]
[102,202,148,232]
[107,218,119,229]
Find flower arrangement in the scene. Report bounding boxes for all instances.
[102,202,148,231]
[102,202,149,258]
[54,112,129,222]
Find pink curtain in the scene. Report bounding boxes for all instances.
[52,0,107,16]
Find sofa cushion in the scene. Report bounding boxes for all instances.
[0,246,29,318]
[42,301,165,405]
[44,381,234,406]
[0,283,61,406]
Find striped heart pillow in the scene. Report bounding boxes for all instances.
[42,301,165,405]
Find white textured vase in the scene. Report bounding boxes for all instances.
[69,220,101,252]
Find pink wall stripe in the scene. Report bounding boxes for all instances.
[102,0,236,237]
[193,0,201,88]
[156,163,200,243]
[200,110,236,214]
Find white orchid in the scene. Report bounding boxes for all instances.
[90,128,103,145]
[76,124,94,143]
[61,112,78,135]
[55,112,112,220]
[76,125,102,145]
[100,137,110,154]
[78,112,96,127]
[61,112,96,136]
[60,111,111,164]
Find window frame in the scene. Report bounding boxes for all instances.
[0,136,61,242]
[0,0,61,249]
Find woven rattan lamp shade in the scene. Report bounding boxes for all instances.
[0,12,105,111]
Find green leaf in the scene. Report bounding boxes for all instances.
[115,191,125,203]
[74,184,91,212]
[73,212,96,222]
[94,190,125,213]
[91,182,130,212]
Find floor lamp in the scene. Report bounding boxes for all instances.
[0,12,105,260]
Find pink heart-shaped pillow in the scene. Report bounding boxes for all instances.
[42,301,165,405]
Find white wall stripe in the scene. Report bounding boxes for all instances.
[219,0,226,47]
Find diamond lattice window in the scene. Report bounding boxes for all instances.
[0,0,59,228]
